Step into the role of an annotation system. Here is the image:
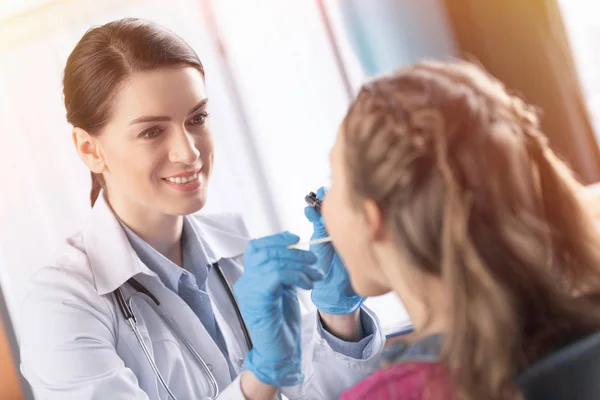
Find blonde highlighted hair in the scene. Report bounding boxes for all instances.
[342,61,600,399]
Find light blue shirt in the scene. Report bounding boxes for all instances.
[120,218,237,377]
[120,217,375,369]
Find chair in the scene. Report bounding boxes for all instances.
[516,332,600,399]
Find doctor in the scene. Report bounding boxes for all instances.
[19,18,384,400]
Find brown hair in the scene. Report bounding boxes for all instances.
[342,61,600,399]
[63,18,205,207]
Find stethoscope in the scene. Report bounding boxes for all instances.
[113,262,253,400]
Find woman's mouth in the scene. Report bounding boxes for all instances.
[162,170,202,192]
[165,172,198,184]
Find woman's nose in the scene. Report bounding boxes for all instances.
[169,129,200,164]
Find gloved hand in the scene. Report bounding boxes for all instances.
[305,187,366,315]
[233,232,324,387]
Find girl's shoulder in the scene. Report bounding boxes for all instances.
[341,334,455,399]
[340,361,454,400]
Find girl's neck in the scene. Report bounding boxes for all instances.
[378,245,448,338]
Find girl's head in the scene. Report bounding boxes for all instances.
[64,18,213,216]
[323,61,600,399]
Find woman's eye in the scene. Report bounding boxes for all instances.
[189,112,210,126]
[138,126,162,139]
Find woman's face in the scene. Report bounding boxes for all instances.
[322,128,391,297]
[91,66,213,216]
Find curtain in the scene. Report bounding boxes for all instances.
[443,0,600,184]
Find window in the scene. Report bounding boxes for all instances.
[560,0,600,135]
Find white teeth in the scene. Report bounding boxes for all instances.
[167,173,197,184]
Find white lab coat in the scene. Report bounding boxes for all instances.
[19,195,384,399]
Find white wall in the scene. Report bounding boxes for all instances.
[208,0,366,241]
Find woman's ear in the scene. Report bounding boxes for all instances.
[363,199,386,242]
[72,127,105,174]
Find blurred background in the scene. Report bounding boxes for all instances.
[1,0,600,398]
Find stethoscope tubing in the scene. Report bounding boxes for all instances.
[114,276,223,399]
[114,263,282,400]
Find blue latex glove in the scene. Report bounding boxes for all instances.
[305,187,366,315]
[233,232,324,387]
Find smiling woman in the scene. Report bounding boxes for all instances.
[63,19,211,212]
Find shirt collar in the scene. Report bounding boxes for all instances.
[118,220,186,293]
[181,217,211,283]
[117,217,214,293]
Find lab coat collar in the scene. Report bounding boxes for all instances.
[186,213,249,264]
[83,192,249,296]
[83,193,157,296]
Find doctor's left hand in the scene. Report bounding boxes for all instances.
[305,187,366,315]
[234,232,324,388]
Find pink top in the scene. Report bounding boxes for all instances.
[340,361,455,400]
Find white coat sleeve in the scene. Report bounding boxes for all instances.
[19,268,151,400]
[282,306,385,399]
[217,311,384,400]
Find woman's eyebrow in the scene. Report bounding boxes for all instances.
[129,115,171,125]
[129,98,209,125]
[187,98,209,116]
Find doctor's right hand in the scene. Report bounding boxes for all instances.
[234,232,324,388]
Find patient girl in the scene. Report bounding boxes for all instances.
[321,61,600,399]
